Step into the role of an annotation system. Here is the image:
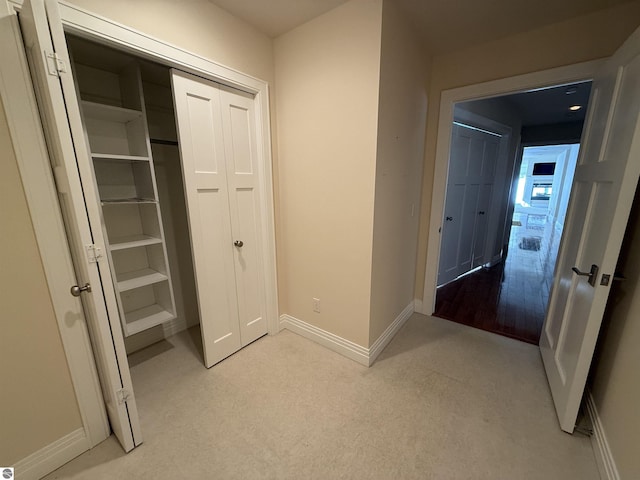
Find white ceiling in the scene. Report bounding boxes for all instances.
[207,0,634,53]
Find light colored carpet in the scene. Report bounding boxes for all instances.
[43,314,599,479]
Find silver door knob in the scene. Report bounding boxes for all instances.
[234,240,244,248]
[70,283,92,297]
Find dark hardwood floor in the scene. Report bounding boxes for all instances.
[434,212,562,345]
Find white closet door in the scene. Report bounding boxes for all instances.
[219,86,268,345]
[19,0,141,451]
[171,71,242,367]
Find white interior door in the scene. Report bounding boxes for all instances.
[172,72,268,368]
[19,0,142,451]
[219,86,268,344]
[540,25,640,433]
[171,70,242,368]
[439,124,498,285]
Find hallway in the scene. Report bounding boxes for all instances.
[434,210,562,344]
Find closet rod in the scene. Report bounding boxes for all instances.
[150,138,179,146]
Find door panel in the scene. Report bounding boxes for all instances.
[458,183,480,274]
[472,183,493,268]
[219,86,268,345]
[439,183,465,285]
[540,26,640,432]
[19,0,141,450]
[171,71,241,367]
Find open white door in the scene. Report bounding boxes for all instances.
[540,26,640,433]
[19,0,142,450]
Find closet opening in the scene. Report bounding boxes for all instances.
[67,35,206,366]
[58,31,271,450]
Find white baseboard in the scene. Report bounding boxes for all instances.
[279,301,414,367]
[414,298,426,315]
[14,428,89,480]
[279,314,370,366]
[368,302,414,366]
[585,391,620,480]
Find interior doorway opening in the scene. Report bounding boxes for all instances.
[433,81,592,344]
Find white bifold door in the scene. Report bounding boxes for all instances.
[541,25,640,432]
[19,0,142,451]
[172,71,268,368]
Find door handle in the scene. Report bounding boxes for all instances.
[234,240,244,248]
[571,264,599,287]
[445,216,453,221]
[70,283,92,297]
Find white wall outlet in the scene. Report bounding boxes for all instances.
[312,297,321,313]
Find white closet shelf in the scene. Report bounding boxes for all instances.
[82,100,143,122]
[125,304,175,336]
[117,268,168,292]
[92,153,150,162]
[101,198,157,205]
[109,234,163,251]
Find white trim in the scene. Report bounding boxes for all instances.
[422,60,604,314]
[368,302,414,365]
[0,7,109,448]
[280,301,414,367]
[280,314,370,366]
[585,391,620,480]
[14,428,89,480]
[414,298,424,314]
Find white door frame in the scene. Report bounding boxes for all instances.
[419,60,604,315]
[1,0,279,458]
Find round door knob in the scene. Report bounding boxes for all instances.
[70,283,92,297]
[234,240,244,248]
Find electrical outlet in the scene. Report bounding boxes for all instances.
[312,297,321,313]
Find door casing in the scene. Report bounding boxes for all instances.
[419,60,604,314]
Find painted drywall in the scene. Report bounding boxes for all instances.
[369,1,428,345]
[274,0,383,347]
[590,187,640,478]
[68,0,273,83]
[0,97,83,464]
[415,0,640,300]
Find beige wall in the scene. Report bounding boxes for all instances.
[590,189,640,478]
[69,0,273,83]
[274,0,383,347]
[0,98,82,464]
[369,1,428,345]
[415,0,640,299]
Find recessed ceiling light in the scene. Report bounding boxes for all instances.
[569,105,582,111]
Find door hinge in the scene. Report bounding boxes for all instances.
[86,244,103,264]
[45,50,67,77]
[117,388,132,405]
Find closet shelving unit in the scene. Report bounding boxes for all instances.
[72,52,177,337]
